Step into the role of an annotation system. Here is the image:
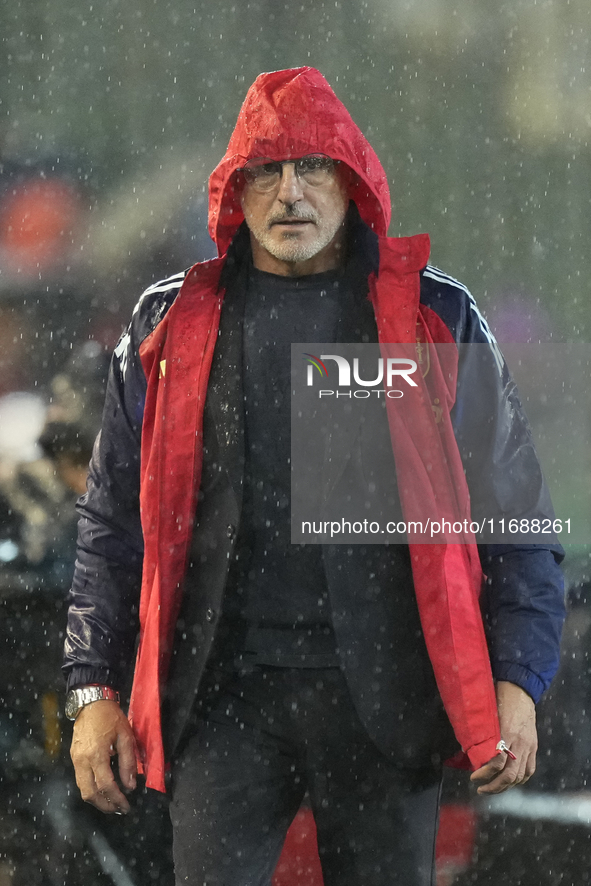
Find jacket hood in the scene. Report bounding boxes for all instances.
[208,67,392,255]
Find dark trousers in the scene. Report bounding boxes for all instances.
[170,664,442,886]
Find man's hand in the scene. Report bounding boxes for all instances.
[70,700,137,814]
[470,680,537,795]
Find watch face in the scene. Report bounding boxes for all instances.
[65,690,80,721]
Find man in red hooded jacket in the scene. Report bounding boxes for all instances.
[65,68,564,886]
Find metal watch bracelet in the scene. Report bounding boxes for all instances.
[65,685,120,721]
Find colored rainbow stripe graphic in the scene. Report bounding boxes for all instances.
[303,353,329,377]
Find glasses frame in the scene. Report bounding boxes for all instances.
[239,153,340,192]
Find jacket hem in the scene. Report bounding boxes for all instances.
[465,735,502,771]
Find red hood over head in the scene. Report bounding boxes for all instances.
[208,67,392,255]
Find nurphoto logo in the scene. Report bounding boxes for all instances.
[303,353,418,399]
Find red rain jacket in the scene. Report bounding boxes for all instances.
[127,68,501,791]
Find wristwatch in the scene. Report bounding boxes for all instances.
[65,685,120,721]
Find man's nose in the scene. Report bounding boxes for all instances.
[276,163,304,203]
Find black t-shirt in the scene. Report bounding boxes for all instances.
[221,265,345,666]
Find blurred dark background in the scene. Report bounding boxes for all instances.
[2,1,591,340]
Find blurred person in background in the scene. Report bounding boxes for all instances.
[64,68,565,886]
[0,342,174,885]
[0,341,111,580]
[0,342,110,884]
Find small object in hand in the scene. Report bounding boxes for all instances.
[496,739,517,760]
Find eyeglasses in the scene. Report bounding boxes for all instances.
[240,154,339,192]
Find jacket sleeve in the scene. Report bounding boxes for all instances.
[62,318,147,693]
[443,279,566,703]
[479,544,565,703]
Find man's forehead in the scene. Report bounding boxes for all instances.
[245,153,335,163]
[246,150,331,160]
